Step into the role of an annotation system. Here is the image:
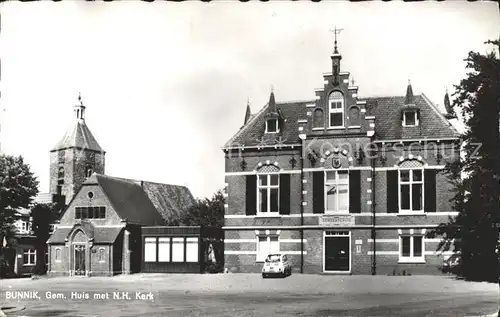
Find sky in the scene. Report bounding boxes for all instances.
[0,1,498,199]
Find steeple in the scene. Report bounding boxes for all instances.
[50,94,105,205]
[330,26,343,85]
[74,93,86,121]
[244,98,252,125]
[405,79,414,105]
[443,88,456,119]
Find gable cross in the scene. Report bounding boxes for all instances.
[329,26,344,54]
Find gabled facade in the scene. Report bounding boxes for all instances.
[222,42,460,275]
[47,174,195,277]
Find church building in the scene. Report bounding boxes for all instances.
[46,96,195,276]
[222,34,460,275]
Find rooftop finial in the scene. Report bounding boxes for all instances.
[405,79,414,105]
[351,77,356,86]
[330,26,344,54]
[78,92,83,106]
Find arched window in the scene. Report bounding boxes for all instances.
[313,108,324,128]
[58,167,65,185]
[85,165,93,178]
[328,91,344,128]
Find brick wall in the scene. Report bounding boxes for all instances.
[49,149,105,205]
[58,183,121,226]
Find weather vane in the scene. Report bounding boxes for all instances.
[330,26,344,54]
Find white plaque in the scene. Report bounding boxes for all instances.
[319,215,354,227]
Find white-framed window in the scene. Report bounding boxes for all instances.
[403,111,418,127]
[256,235,279,262]
[328,91,344,127]
[23,248,36,266]
[144,237,157,262]
[186,237,199,263]
[172,237,185,262]
[98,247,105,263]
[265,119,279,133]
[55,247,62,262]
[399,169,424,213]
[399,235,425,263]
[325,170,349,213]
[158,237,171,262]
[257,174,279,215]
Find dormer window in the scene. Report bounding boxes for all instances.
[266,119,279,133]
[329,91,344,128]
[403,110,419,127]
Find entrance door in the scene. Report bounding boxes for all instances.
[324,231,350,272]
[74,245,86,276]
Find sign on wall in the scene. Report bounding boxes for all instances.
[319,215,355,227]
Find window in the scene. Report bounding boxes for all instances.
[98,248,105,263]
[85,165,93,178]
[23,249,36,266]
[172,237,185,262]
[158,237,170,262]
[55,248,62,262]
[186,237,199,263]
[257,235,279,262]
[49,224,55,234]
[325,170,349,213]
[257,174,279,214]
[75,206,106,219]
[399,235,425,263]
[329,91,344,127]
[403,111,418,127]
[144,238,157,262]
[399,169,424,212]
[58,167,65,185]
[266,119,279,133]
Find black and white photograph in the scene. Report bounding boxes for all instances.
[0,1,499,316]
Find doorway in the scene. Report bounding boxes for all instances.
[323,231,350,272]
[73,244,86,276]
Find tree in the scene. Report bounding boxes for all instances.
[179,190,225,272]
[0,154,39,250]
[30,202,59,275]
[428,39,500,282]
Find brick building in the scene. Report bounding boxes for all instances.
[222,40,460,275]
[46,96,195,276]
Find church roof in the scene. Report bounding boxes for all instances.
[83,174,166,226]
[81,174,195,225]
[51,120,104,153]
[47,225,123,244]
[223,93,459,148]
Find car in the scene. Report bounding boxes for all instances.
[261,253,292,278]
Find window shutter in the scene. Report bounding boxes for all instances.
[349,170,361,213]
[245,175,257,216]
[279,174,290,215]
[313,172,324,214]
[424,169,436,213]
[387,170,399,213]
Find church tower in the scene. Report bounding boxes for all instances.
[49,94,105,205]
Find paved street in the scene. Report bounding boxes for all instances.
[0,274,498,317]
